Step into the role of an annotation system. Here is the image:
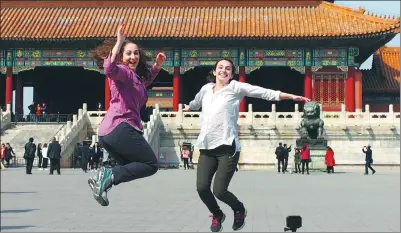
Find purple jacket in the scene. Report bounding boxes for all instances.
[98,54,160,136]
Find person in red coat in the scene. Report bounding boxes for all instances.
[300,144,310,175]
[325,146,336,173]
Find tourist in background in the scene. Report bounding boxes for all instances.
[183,58,310,232]
[28,102,36,122]
[47,137,61,175]
[180,145,191,170]
[41,103,47,122]
[362,145,376,175]
[72,143,82,169]
[36,104,42,121]
[90,142,102,171]
[88,22,166,207]
[5,143,15,168]
[275,142,285,173]
[37,143,43,170]
[300,144,310,175]
[41,143,49,170]
[325,146,335,173]
[81,142,90,173]
[282,144,292,172]
[24,138,36,174]
[1,144,6,166]
[293,148,301,174]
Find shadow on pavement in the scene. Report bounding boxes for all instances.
[1,225,35,230]
[1,191,37,194]
[1,209,39,214]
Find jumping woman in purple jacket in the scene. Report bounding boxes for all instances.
[88,23,166,206]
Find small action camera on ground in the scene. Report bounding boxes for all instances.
[284,215,302,232]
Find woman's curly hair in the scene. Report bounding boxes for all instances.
[93,39,152,82]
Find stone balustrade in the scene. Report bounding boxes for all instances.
[0,104,12,131]
[56,103,88,153]
[159,103,400,129]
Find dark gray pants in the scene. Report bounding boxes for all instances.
[196,142,244,215]
[99,122,158,186]
[50,158,60,174]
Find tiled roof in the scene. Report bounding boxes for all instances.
[1,1,399,40]
[362,47,400,93]
[147,98,172,109]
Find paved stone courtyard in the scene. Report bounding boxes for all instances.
[1,167,399,232]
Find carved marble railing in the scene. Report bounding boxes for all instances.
[143,104,162,156]
[56,103,89,153]
[0,104,12,131]
[160,104,400,130]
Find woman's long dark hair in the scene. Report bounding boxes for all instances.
[207,58,237,83]
[93,39,152,82]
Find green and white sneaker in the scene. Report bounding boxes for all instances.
[92,167,113,207]
[88,175,97,191]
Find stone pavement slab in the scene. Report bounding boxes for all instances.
[1,168,399,232]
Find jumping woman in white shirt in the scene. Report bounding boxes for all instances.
[183,59,310,232]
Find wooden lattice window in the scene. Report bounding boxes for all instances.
[312,73,346,108]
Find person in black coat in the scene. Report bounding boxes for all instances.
[72,143,82,169]
[91,142,102,171]
[362,145,376,175]
[80,143,90,173]
[24,138,36,174]
[37,143,43,169]
[282,144,292,172]
[47,137,61,175]
[275,143,285,173]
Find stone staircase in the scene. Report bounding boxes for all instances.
[1,124,64,158]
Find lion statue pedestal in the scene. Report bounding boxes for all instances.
[295,102,327,171]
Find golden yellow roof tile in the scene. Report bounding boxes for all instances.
[0,1,399,39]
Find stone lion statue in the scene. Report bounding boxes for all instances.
[300,102,324,140]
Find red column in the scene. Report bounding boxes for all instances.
[173,66,180,111]
[346,67,355,112]
[354,70,362,112]
[5,67,13,108]
[15,73,24,114]
[104,77,111,111]
[303,66,312,99]
[239,66,246,112]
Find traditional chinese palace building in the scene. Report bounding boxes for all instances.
[0,0,400,114]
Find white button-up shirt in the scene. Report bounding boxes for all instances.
[189,80,281,152]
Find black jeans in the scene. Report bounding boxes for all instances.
[89,159,94,170]
[38,155,43,168]
[196,142,244,216]
[283,156,289,171]
[50,158,60,174]
[183,158,189,169]
[277,159,285,172]
[92,157,100,170]
[365,161,375,174]
[99,122,158,186]
[301,159,309,174]
[25,159,34,174]
[326,166,334,173]
[294,162,301,173]
[5,159,10,168]
[42,158,48,169]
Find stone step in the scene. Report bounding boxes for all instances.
[2,124,64,158]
